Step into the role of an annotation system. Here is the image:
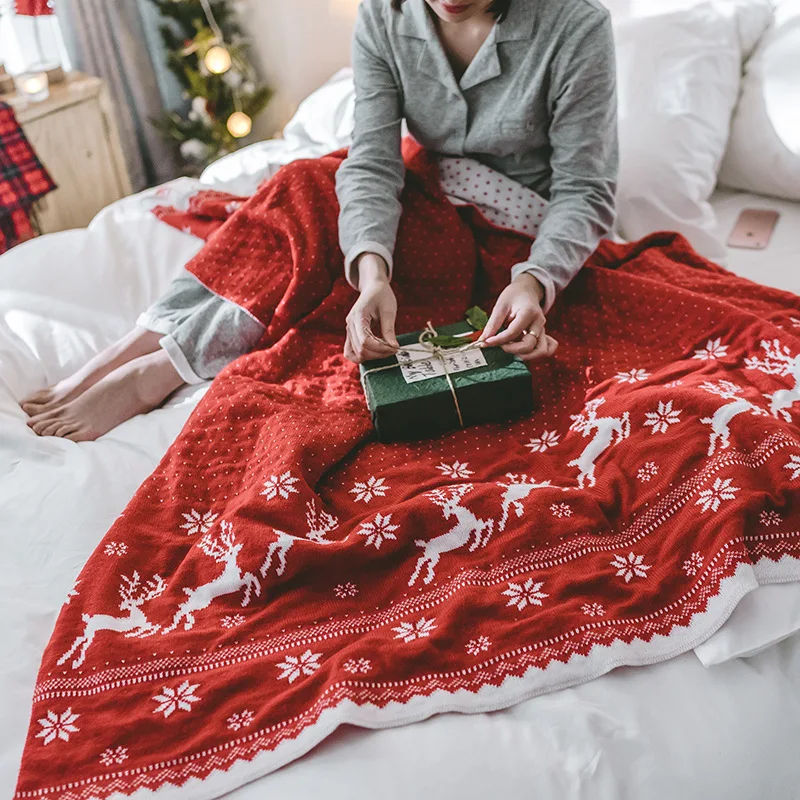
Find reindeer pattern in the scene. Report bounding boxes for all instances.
[409,485,495,586]
[62,336,787,665]
[699,380,768,455]
[745,339,800,422]
[57,572,166,668]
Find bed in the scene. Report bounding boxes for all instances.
[2,160,800,800]
[3,4,800,797]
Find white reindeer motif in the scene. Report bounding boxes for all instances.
[700,380,768,455]
[568,398,631,489]
[57,572,166,669]
[497,473,554,531]
[260,530,296,577]
[162,521,260,634]
[745,339,800,422]
[409,485,495,587]
[306,499,339,543]
[260,501,338,578]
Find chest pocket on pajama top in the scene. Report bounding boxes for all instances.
[497,118,538,157]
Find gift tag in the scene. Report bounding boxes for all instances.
[396,348,487,384]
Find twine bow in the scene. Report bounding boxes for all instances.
[361,322,485,428]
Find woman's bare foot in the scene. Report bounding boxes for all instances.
[21,328,164,416]
[26,350,185,442]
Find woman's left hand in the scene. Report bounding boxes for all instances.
[478,273,558,362]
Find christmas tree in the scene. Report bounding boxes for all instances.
[150,0,271,170]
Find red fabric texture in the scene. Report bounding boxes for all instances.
[15,144,800,798]
[0,100,55,254]
[14,0,54,15]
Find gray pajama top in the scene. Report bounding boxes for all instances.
[335,0,619,310]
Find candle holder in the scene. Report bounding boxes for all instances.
[14,70,50,104]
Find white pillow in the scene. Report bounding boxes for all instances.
[695,580,800,666]
[718,0,800,201]
[613,1,773,262]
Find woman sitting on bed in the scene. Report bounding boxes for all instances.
[21,0,618,441]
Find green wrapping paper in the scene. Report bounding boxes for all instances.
[359,321,534,443]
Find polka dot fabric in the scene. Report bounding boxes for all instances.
[438,156,549,239]
[16,143,800,800]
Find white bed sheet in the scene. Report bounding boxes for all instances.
[711,187,800,294]
[2,177,800,799]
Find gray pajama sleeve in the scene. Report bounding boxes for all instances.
[335,6,405,288]
[510,15,619,311]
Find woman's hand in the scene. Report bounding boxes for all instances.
[478,273,558,362]
[344,253,400,364]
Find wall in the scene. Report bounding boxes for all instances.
[239,0,358,138]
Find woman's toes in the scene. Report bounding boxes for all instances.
[22,397,52,416]
[54,423,78,439]
[41,418,68,437]
[65,426,98,443]
[30,410,62,435]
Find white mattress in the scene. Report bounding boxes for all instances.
[2,179,800,799]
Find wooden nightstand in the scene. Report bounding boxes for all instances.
[1,71,132,233]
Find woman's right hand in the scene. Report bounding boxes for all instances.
[344,253,399,364]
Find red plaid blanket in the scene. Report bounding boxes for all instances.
[0,100,56,254]
[14,0,54,15]
[14,144,800,799]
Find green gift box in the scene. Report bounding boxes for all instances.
[359,321,534,443]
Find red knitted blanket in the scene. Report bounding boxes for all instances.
[15,145,800,799]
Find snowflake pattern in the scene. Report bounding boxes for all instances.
[221,614,245,628]
[276,650,322,683]
[615,368,650,384]
[664,379,684,388]
[581,602,606,617]
[392,617,437,643]
[99,746,128,766]
[343,658,372,674]
[358,513,400,549]
[226,710,255,731]
[550,503,572,518]
[103,542,128,557]
[465,636,492,655]
[349,476,390,503]
[502,578,549,610]
[760,510,782,527]
[696,477,740,513]
[179,509,218,536]
[225,201,242,214]
[784,455,800,480]
[334,582,359,599]
[526,430,560,452]
[682,552,704,577]
[637,462,659,482]
[36,708,80,745]
[644,400,682,434]
[437,461,474,479]
[152,681,201,718]
[261,471,300,501]
[611,553,651,583]
[693,339,729,361]
[64,578,80,605]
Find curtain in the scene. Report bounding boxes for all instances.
[56,0,181,190]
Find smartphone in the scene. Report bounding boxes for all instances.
[727,208,780,250]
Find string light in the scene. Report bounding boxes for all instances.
[204,45,232,75]
[226,111,252,138]
[198,0,232,74]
